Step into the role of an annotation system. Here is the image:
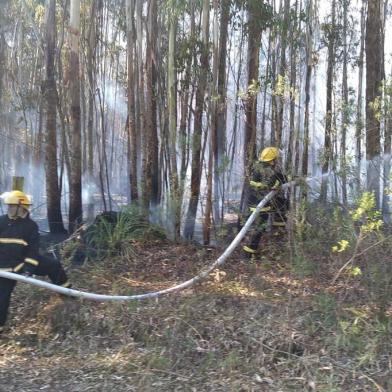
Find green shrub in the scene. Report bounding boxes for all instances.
[83,204,165,260]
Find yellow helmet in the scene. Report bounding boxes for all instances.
[259,147,278,162]
[1,190,32,205]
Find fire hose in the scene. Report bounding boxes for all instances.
[0,186,289,301]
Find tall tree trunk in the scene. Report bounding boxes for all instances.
[302,0,314,181]
[44,0,66,233]
[0,33,5,117]
[144,0,159,207]
[136,0,145,204]
[149,0,159,206]
[340,0,349,204]
[126,0,138,202]
[381,2,389,221]
[167,7,180,240]
[320,0,336,202]
[86,0,96,177]
[203,0,220,244]
[287,0,298,174]
[86,0,97,220]
[270,27,278,146]
[260,28,272,147]
[227,3,245,201]
[241,0,262,213]
[68,0,82,232]
[183,0,210,239]
[275,0,290,147]
[365,0,382,206]
[356,0,366,193]
[215,0,230,221]
[179,1,195,206]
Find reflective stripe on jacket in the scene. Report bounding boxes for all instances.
[248,161,288,211]
[0,214,40,271]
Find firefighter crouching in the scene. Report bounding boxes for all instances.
[243,147,289,258]
[0,190,71,334]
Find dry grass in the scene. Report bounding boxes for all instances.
[0,239,391,391]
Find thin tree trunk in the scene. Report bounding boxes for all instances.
[86,0,96,178]
[340,0,349,205]
[86,0,97,220]
[275,0,290,148]
[183,0,210,240]
[203,0,220,244]
[215,0,230,222]
[68,0,82,232]
[320,0,336,203]
[381,2,390,221]
[356,0,366,193]
[167,8,180,240]
[136,0,145,204]
[302,0,314,181]
[126,0,138,202]
[179,1,195,205]
[286,0,299,174]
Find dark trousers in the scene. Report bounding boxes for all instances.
[248,212,270,250]
[0,255,69,327]
[246,197,289,252]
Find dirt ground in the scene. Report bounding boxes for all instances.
[0,239,391,391]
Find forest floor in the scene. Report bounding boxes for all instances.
[0,237,391,391]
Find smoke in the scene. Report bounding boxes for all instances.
[99,77,127,119]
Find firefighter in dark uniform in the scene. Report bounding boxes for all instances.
[243,147,289,258]
[0,190,71,334]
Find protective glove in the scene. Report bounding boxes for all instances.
[249,180,266,189]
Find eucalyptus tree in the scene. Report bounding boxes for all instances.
[340,0,350,204]
[144,0,159,207]
[381,1,390,221]
[0,3,10,191]
[126,0,138,202]
[67,0,82,232]
[135,0,145,201]
[382,76,392,221]
[0,32,5,113]
[243,1,262,169]
[286,0,299,173]
[183,0,210,240]
[215,0,230,222]
[43,0,66,233]
[167,0,181,240]
[355,0,366,189]
[203,0,220,244]
[302,0,315,182]
[365,0,383,207]
[178,0,196,207]
[274,0,291,148]
[86,0,97,180]
[241,1,272,214]
[320,0,336,202]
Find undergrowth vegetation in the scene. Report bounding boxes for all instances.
[1,194,391,390]
[62,204,166,262]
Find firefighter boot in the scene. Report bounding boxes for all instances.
[243,245,258,261]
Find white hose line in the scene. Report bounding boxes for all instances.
[0,188,281,301]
